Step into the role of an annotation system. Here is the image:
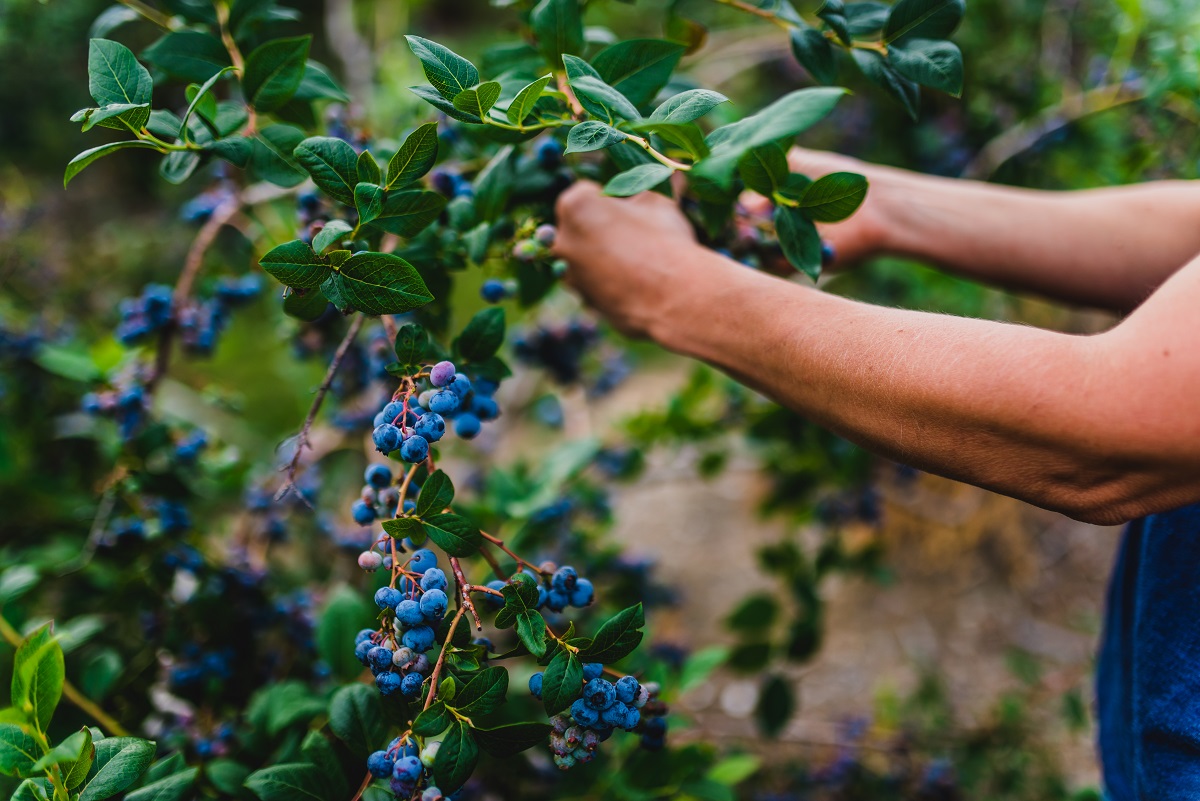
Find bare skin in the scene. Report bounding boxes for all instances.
[552,156,1200,525]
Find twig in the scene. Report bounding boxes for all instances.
[478,546,506,580]
[449,558,482,631]
[556,73,585,119]
[707,0,793,29]
[117,0,176,29]
[277,314,366,501]
[481,530,546,575]
[349,771,372,801]
[422,604,467,711]
[214,1,255,133]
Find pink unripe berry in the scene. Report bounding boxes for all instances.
[534,224,557,246]
[512,239,540,262]
[429,360,456,387]
[358,551,384,572]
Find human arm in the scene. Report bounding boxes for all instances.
[782,149,1200,312]
[554,183,1200,524]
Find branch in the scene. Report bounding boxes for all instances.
[277,314,366,501]
[422,604,467,711]
[117,0,176,30]
[449,558,482,631]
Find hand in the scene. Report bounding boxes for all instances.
[553,181,719,340]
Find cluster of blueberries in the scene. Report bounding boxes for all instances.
[366,737,453,800]
[81,381,149,439]
[482,565,593,614]
[510,223,557,265]
[371,360,500,463]
[115,277,261,354]
[350,464,411,527]
[354,548,447,698]
[512,320,599,384]
[529,665,665,768]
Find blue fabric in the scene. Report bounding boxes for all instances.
[1098,503,1200,799]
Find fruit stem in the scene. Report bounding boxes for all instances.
[421,603,467,711]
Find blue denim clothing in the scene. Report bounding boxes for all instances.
[1098,503,1200,799]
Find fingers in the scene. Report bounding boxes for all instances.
[555,179,604,221]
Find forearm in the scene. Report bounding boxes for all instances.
[859,164,1200,311]
[651,247,1193,523]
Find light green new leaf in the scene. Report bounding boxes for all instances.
[507,74,554,126]
[409,85,481,123]
[386,122,439,189]
[603,163,673,197]
[180,67,236,141]
[242,36,311,113]
[12,625,63,733]
[406,36,480,101]
[31,730,90,774]
[71,103,150,133]
[452,81,502,119]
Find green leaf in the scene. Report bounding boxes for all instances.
[244,764,326,801]
[357,151,381,185]
[282,288,329,321]
[850,49,919,120]
[561,55,610,120]
[706,754,761,785]
[63,728,95,789]
[317,586,373,682]
[64,141,160,187]
[259,240,329,289]
[755,674,795,737]
[243,36,311,113]
[32,344,101,382]
[354,183,385,225]
[294,60,352,102]
[0,567,38,605]
[530,0,584,67]
[251,124,308,187]
[294,136,359,206]
[141,753,186,786]
[329,684,386,759]
[142,31,229,83]
[412,703,453,737]
[416,471,455,518]
[205,760,250,796]
[12,624,63,733]
[452,82,501,119]
[313,221,353,254]
[649,89,728,124]
[472,146,516,222]
[432,721,479,794]
[406,36,480,101]
[889,39,963,96]
[564,121,625,154]
[324,251,433,316]
[124,768,197,801]
[507,74,554,125]
[31,729,90,774]
[393,322,430,367]
[299,732,348,801]
[0,725,42,778]
[570,75,641,121]
[456,307,505,362]
[382,517,426,542]
[208,136,253,168]
[515,610,547,658]
[774,205,822,280]
[10,780,49,801]
[737,144,789,197]
[581,604,644,663]
[386,122,440,189]
[797,171,868,222]
[593,39,685,107]
[180,67,235,138]
[883,0,964,43]
[90,5,140,38]
[409,85,482,124]
[790,27,838,85]
[540,650,582,716]
[159,150,201,185]
[679,646,730,694]
[471,722,551,758]
[71,103,150,133]
[697,87,846,187]
[88,39,152,108]
[371,190,448,238]
[78,738,156,801]
[422,514,481,557]
[452,667,508,716]
[603,163,673,197]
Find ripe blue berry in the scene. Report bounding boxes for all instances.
[623,706,641,730]
[376,671,402,695]
[420,588,448,619]
[821,240,836,266]
[601,700,631,729]
[396,599,424,627]
[391,738,418,758]
[351,499,376,525]
[454,413,481,439]
[409,549,438,573]
[355,628,376,645]
[367,750,394,778]
[399,434,429,463]
[367,646,394,673]
[472,395,500,420]
[583,678,616,710]
[420,568,447,591]
[393,755,423,782]
[400,672,424,698]
[427,390,459,415]
[413,413,445,443]
[484,579,505,607]
[373,423,402,454]
[447,373,471,398]
[354,639,374,664]
[570,698,600,727]
[380,400,405,424]
[544,589,569,612]
[615,675,639,704]
[429,361,456,387]
[364,464,393,489]
[529,672,544,699]
[582,662,603,681]
[474,378,499,397]
[402,625,435,652]
[374,586,402,610]
[552,566,578,591]
[481,279,508,303]
[569,578,594,607]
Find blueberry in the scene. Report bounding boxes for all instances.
[400,434,429,463]
[389,776,414,796]
[355,628,377,645]
[358,551,384,571]
[454,413,482,440]
[402,625,436,652]
[367,750,395,778]
[529,672,544,699]
[374,586,402,610]
[545,588,569,612]
[410,549,438,573]
[368,646,394,673]
[634,684,652,708]
[583,678,616,710]
[570,698,599,727]
[552,566,578,592]
[396,599,424,627]
[376,671,402,695]
[474,378,499,397]
[421,785,444,801]
[469,396,499,422]
[380,400,405,424]
[569,578,594,607]
[351,499,376,525]
[400,672,425,698]
[484,579,506,607]
[601,700,628,728]
[427,390,459,415]
[373,423,402,454]
[412,654,432,674]
[393,738,419,758]
[481,279,508,303]
[420,588,448,619]
[429,361,456,387]
[393,754,423,782]
[820,240,836,266]
[536,139,562,169]
[420,568,448,591]
[392,646,416,667]
[365,464,393,489]
[447,373,471,398]
[414,413,445,443]
[512,239,540,262]
[623,706,641,730]
[534,224,556,246]
[354,639,374,664]
[615,675,639,704]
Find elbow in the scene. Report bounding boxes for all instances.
[1033,458,1193,527]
